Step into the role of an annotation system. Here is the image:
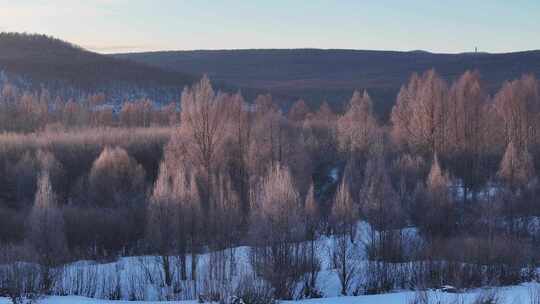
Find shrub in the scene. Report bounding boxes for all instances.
[234,274,275,304]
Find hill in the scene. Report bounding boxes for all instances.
[2,33,539,117]
[0,33,196,97]
[115,48,540,117]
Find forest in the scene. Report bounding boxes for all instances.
[1,69,540,303]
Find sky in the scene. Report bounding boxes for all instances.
[0,0,539,54]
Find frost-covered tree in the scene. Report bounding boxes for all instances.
[332,177,358,241]
[360,142,401,233]
[249,163,306,300]
[179,75,230,180]
[205,174,242,293]
[393,153,426,208]
[88,146,146,207]
[494,74,540,151]
[498,141,536,189]
[336,90,379,205]
[361,140,404,263]
[390,70,448,154]
[171,165,201,287]
[337,90,378,155]
[159,132,204,285]
[288,99,310,122]
[27,171,67,293]
[302,102,339,205]
[222,92,252,223]
[179,76,244,218]
[303,101,338,163]
[302,184,321,297]
[330,177,358,295]
[251,162,303,249]
[446,71,489,202]
[119,99,154,127]
[447,71,487,153]
[249,94,312,197]
[146,162,178,288]
[427,154,450,191]
[415,154,456,238]
[36,150,65,202]
[304,183,319,242]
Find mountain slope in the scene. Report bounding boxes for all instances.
[115,48,540,116]
[0,33,196,93]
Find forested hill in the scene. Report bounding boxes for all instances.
[0,33,196,95]
[2,32,540,118]
[115,48,540,118]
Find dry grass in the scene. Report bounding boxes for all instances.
[0,127,173,153]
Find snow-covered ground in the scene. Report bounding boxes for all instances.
[1,283,539,303]
[1,222,388,301]
[0,221,536,303]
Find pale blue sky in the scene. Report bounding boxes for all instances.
[0,0,539,53]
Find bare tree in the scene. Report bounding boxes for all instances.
[0,244,40,304]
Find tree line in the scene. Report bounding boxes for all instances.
[1,70,540,301]
[0,84,179,133]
